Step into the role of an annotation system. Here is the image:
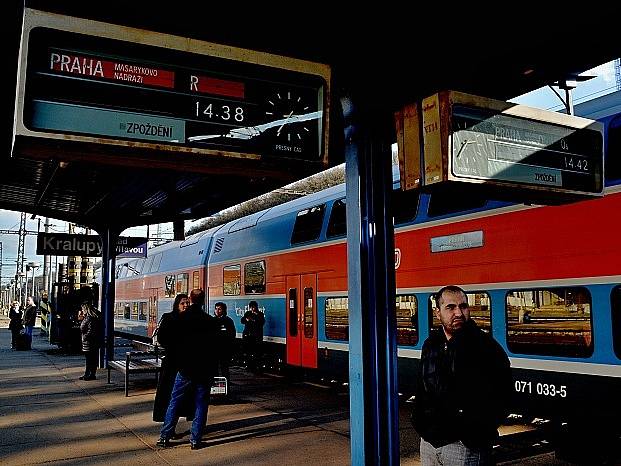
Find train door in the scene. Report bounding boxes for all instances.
[285,274,318,368]
[147,294,158,338]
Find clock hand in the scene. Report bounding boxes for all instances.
[276,111,294,136]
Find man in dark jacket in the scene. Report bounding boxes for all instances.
[241,300,265,371]
[213,301,236,384]
[157,288,217,450]
[22,296,38,347]
[412,285,512,465]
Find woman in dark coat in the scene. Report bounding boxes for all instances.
[78,302,101,380]
[8,301,23,349]
[153,293,195,423]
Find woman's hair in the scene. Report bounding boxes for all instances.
[173,293,189,312]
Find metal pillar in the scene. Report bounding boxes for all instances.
[99,227,119,368]
[344,96,399,465]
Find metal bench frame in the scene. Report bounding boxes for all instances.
[107,342,162,396]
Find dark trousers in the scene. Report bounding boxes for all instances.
[243,337,262,370]
[216,352,231,382]
[11,328,21,348]
[84,349,99,377]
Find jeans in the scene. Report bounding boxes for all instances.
[420,437,492,466]
[24,326,33,337]
[160,372,212,444]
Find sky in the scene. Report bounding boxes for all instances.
[1,59,618,287]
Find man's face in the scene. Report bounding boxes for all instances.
[215,305,224,317]
[27,297,34,306]
[434,290,470,339]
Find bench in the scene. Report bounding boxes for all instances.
[107,341,162,397]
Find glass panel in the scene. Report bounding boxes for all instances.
[223,265,241,296]
[164,275,176,297]
[430,291,491,333]
[131,302,139,320]
[327,198,346,238]
[193,271,200,290]
[396,294,418,345]
[325,297,348,341]
[428,189,486,217]
[506,287,593,357]
[176,273,189,294]
[124,303,131,319]
[289,288,298,337]
[150,253,162,272]
[304,287,314,338]
[138,302,147,321]
[291,204,326,244]
[244,260,266,294]
[143,255,154,275]
[611,285,621,359]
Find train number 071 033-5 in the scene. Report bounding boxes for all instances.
[514,380,567,398]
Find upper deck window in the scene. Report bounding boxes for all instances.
[291,204,326,244]
[393,189,420,225]
[327,199,346,238]
[427,189,486,217]
[605,115,620,182]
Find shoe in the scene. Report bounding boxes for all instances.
[156,438,171,448]
[190,442,200,450]
[83,376,96,381]
[79,375,86,380]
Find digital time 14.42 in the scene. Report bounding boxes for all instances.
[195,101,245,123]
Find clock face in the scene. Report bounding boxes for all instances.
[265,89,317,147]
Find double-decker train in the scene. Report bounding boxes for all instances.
[113,104,620,443]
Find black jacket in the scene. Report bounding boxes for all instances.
[412,320,512,449]
[9,308,23,331]
[214,314,236,353]
[23,305,37,327]
[241,310,265,342]
[80,313,101,352]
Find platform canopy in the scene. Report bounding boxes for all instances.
[1,0,617,230]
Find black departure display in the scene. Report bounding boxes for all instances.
[451,105,603,193]
[23,27,328,162]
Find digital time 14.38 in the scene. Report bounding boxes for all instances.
[195,100,246,123]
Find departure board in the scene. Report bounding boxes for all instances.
[15,10,330,167]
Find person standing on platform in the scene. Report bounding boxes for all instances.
[22,296,37,347]
[412,285,512,466]
[241,300,265,371]
[153,293,195,425]
[213,301,236,386]
[157,288,217,450]
[8,301,23,349]
[77,301,101,380]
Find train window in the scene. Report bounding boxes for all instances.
[289,288,298,336]
[393,189,420,226]
[325,296,348,341]
[123,303,131,319]
[150,253,162,273]
[138,302,147,321]
[131,302,139,320]
[396,294,418,346]
[304,287,314,338]
[427,189,487,217]
[115,302,124,318]
[176,273,189,294]
[327,198,346,238]
[429,291,491,334]
[223,265,241,296]
[193,271,200,290]
[291,204,326,244]
[505,287,593,358]
[143,256,154,275]
[244,261,266,294]
[164,275,176,297]
[612,285,621,359]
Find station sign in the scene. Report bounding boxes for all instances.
[37,233,147,258]
[395,91,604,201]
[13,9,330,173]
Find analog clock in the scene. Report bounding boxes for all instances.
[265,89,317,145]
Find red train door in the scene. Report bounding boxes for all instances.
[285,274,318,368]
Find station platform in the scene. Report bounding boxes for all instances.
[0,318,574,465]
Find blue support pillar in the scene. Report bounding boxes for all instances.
[344,96,399,465]
[99,227,118,367]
